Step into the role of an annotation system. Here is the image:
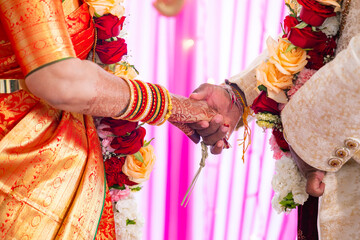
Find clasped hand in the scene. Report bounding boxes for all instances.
[169,83,243,154]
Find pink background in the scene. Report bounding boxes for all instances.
[125,0,297,239]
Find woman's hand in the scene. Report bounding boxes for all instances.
[168,94,218,143]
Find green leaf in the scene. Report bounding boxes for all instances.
[130,65,140,75]
[94,12,101,18]
[133,151,144,163]
[279,192,300,210]
[285,3,296,15]
[130,186,142,192]
[110,184,126,190]
[280,38,292,44]
[293,22,308,29]
[143,138,155,147]
[257,85,267,92]
[312,26,318,32]
[126,219,136,226]
[284,44,297,53]
[108,64,116,72]
[138,122,146,127]
[280,23,285,35]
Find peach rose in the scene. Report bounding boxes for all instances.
[85,0,125,18]
[122,145,156,184]
[106,62,138,80]
[256,61,293,103]
[316,0,341,9]
[267,37,307,75]
[285,0,302,15]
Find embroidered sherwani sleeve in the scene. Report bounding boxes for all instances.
[228,50,268,106]
[281,34,360,172]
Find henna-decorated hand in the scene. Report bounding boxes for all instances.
[168,94,218,143]
[289,146,325,197]
[187,83,242,154]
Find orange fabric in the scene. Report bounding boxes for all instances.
[0,0,95,79]
[0,90,115,239]
[95,187,116,240]
[0,0,76,76]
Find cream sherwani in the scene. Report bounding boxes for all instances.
[230,0,360,239]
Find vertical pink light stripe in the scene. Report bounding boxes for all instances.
[258,0,270,53]
[226,0,239,75]
[224,132,240,240]
[164,2,197,239]
[238,0,253,235]
[208,160,221,240]
[241,0,253,70]
[237,121,256,240]
[249,131,268,235]
[263,190,275,239]
[279,214,290,239]
[146,12,160,240]
[277,2,286,34]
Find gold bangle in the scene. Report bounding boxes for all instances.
[147,83,162,123]
[133,81,153,122]
[113,78,134,119]
[157,87,172,126]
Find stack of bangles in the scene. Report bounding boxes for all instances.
[114,78,172,125]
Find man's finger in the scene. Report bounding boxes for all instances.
[187,120,210,130]
[210,140,224,155]
[195,114,224,137]
[189,84,212,100]
[188,132,201,144]
[202,124,229,146]
[189,91,208,101]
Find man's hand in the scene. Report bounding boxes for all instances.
[188,83,243,154]
[289,146,325,197]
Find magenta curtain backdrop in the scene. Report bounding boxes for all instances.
[125,0,297,239]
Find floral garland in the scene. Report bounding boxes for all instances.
[251,0,342,212]
[84,0,155,238]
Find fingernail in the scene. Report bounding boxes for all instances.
[221,126,229,133]
[201,122,209,128]
[223,123,230,127]
[214,116,221,124]
[217,141,223,148]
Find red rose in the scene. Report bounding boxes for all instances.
[111,126,146,155]
[272,128,290,151]
[306,36,336,70]
[305,51,324,70]
[96,38,127,64]
[105,156,125,174]
[94,15,126,40]
[251,91,280,115]
[297,0,336,26]
[101,118,138,136]
[104,156,137,187]
[283,16,300,35]
[286,24,328,49]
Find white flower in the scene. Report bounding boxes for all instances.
[271,156,309,213]
[320,16,340,37]
[113,194,145,240]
